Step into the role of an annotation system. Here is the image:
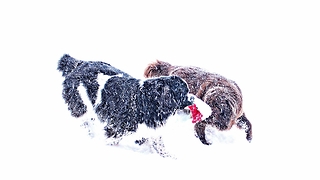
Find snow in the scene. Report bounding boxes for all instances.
[1,0,320,179]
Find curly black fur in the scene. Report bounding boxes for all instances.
[96,75,193,139]
[57,54,132,117]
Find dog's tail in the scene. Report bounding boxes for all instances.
[57,54,83,76]
[143,60,172,78]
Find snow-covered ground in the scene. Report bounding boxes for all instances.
[1,1,319,179]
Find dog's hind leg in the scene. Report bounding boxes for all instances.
[103,126,123,145]
[236,113,252,142]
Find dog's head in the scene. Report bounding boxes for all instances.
[141,76,193,111]
[165,75,195,109]
[140,75,194,128]
[144,60,173,78]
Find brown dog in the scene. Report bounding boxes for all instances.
[144,60,252,145]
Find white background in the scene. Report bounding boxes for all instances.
[1,0,319,179]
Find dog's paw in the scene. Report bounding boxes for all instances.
[135,137,148,145]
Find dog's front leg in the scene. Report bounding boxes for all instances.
[135,137,149,145]
[150,136,176,159]
[103,126,124,145]
[194,120,212,145]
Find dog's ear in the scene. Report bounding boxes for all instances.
[143,61,158,78]
[143,60,171,78]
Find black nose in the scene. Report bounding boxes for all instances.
[186,100,193,107]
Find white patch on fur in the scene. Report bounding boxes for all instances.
[77,73,132,144]
[77,84,99,137]
[95,73,120,107]
[78,81,110,142]
[138,78,145,88]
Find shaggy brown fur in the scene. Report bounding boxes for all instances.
[144,60,252,145]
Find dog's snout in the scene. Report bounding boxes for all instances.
[180,94,194,108]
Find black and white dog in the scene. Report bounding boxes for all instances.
[57,54,209,158]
